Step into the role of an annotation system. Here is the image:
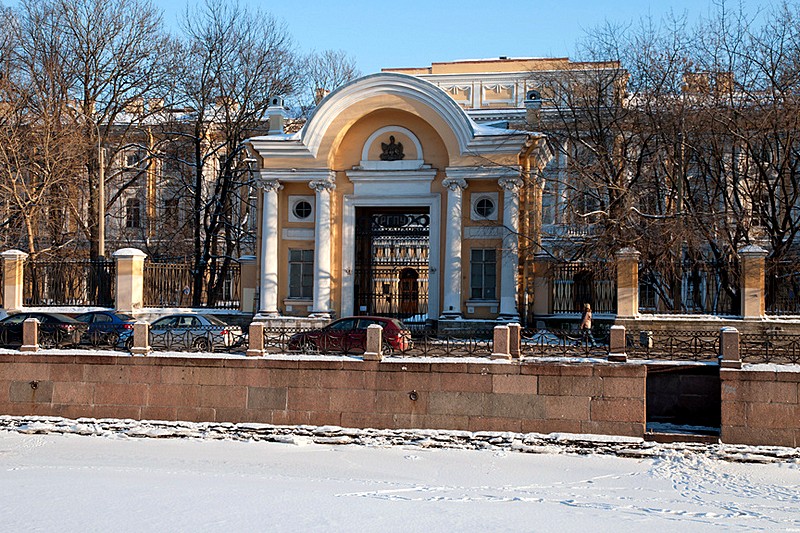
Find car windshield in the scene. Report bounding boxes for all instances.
[74,313,91,323]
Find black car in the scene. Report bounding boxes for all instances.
[75,311,136,347]
[0,312,87,348]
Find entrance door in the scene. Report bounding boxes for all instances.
[354,208,429,320]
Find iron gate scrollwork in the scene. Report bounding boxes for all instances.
[354,209,429,322]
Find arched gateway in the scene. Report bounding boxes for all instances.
[246,73,549,325]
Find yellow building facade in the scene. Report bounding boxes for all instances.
[247,73,549,323]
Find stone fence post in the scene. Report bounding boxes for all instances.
[720,326,741,369]
[615,248,640,318]
[491,324,511,360]
[363,323,383,361]
[113,248,147,314]
[130,321,150,356]
[739,245,768,319]
[508,322,521,359]
[1,250,28,312]
[21,317,38,353]
[608,325,627,362]
[246,322,265,356]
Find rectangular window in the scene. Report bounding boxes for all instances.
[164,197,179,225]
[470,249,497,300]
[288,249,314,299]
[125,198,141,228]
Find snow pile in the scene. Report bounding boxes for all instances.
[1,415,798,465]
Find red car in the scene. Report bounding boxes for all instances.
[287,316,412,355]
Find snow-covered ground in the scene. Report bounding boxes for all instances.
[1,417,798,532]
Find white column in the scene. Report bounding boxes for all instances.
[498,177,523,321]
[309,177,335,318]
[440,177,467,318]
[258,179,282,317]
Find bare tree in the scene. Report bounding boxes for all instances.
[171,0,298,306]
[295,49,360,118]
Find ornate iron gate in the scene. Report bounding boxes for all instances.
[354,209,429,321]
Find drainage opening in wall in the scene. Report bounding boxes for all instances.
[645,364,721,441]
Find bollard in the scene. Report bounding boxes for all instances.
[363,323,383,361]
[508,322,521,359]
[20,318,39,352]
[720,327,741,369]
[130,321,150,356]
[608,325,627,362]
[491,324,511,360]
[246,322,266,356]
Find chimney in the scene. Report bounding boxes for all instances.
[524,89,542,127]
[267,96,287,135]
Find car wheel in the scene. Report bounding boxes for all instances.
[192,337,212,352]
[299,340,318,354]
[105,332,120,348]
[382,341,394,357]
[40,333,58,349]
[124,337,134,351]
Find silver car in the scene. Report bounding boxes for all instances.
[144,313,244,352]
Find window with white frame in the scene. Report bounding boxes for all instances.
[470,249,497,300]
[288,195,314,223]
[288,249,314,299]
[471,192,498,221]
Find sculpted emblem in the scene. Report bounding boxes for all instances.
[380,135,405,161]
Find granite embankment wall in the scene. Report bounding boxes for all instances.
[721,368,800,448]
[0,354,645,437]
[3,353,799,447]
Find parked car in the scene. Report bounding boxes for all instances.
[287,316,412,355]
[0,312,87,348]
[75,311,136,347]
[132,313,244,352]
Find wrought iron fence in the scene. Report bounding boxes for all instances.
[624,329,720,361]
[260,326,494,358]
[639,262,737,315]
[144,261,240,309]
[148,324,247,353]
[766,260,800,315]
[551,262,616,314]
[520,328,609,358]
[24,259,115,307]
[741,332,800,364]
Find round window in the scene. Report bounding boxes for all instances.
[293,200,312,220]
[475,198,495,218]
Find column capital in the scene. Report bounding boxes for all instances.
[442,177,467,192]
[498,176,524,192]
[309,178,336,193]
[261,179,283,193]
[615,247,641,261]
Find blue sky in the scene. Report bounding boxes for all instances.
[5,0,768,74]
[156,0,766,74]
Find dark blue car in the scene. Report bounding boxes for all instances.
[74,311,136,347]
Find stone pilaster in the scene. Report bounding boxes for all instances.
[309,177,336,318]
[440,177,467,319]
[112,248,147,314]
[739,245,768,319]
[615,248,640,318]
[720,326,741,369]
[498,176,523,321]
[491,324,511,360]
[1,249,28,312]
[258,180,282,317]
[238,255,257,314]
